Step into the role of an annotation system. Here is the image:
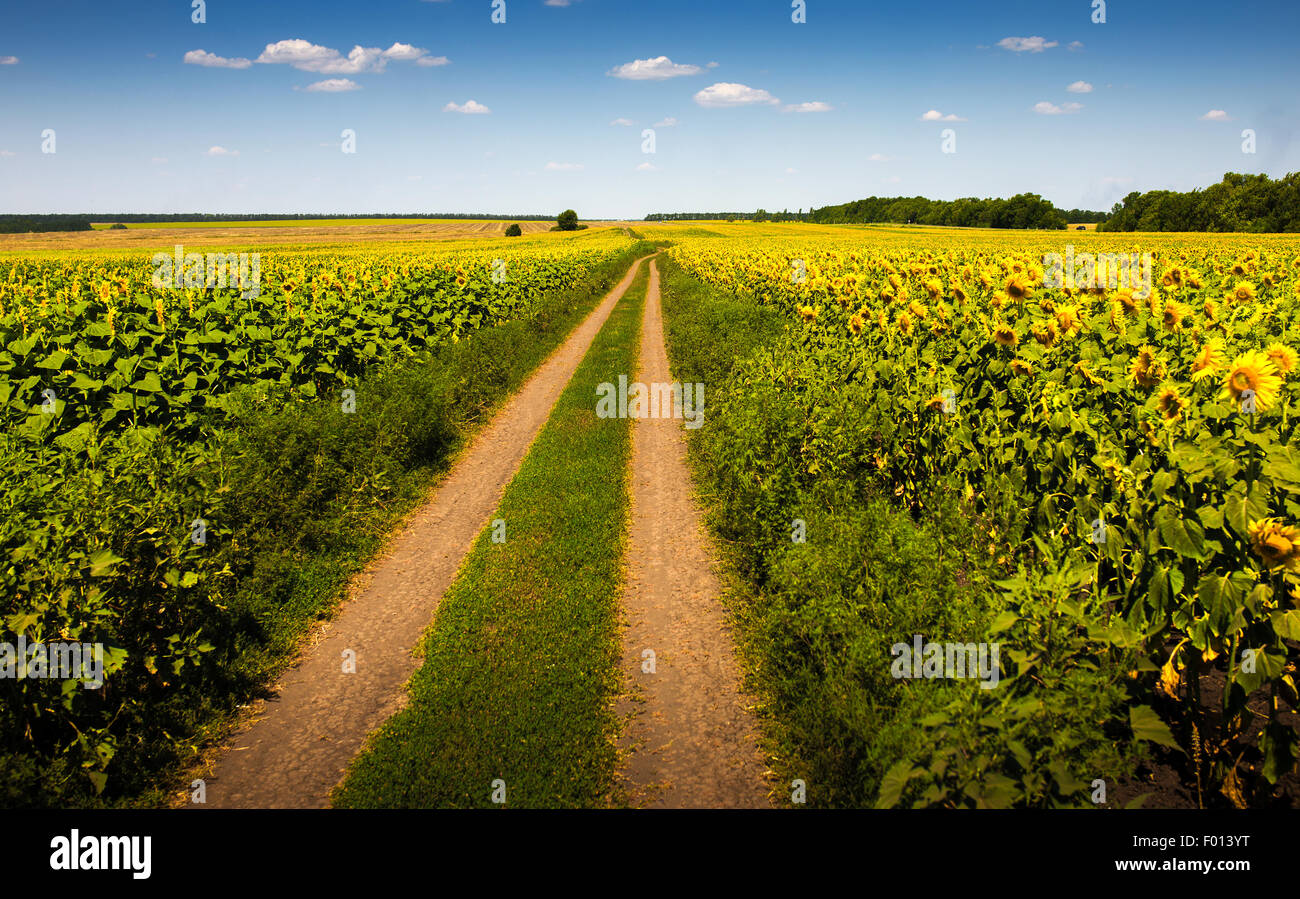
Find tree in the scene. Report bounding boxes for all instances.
[505,223,522,236]
[556,209,579,231]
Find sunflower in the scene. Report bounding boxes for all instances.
[923,278,943,299]
[1221,350,1282,411]
[1075,360,1106,387]
[1032,321,1058,347]
[908,299,929,320]
[951,283,968,303]
[797,304,819,323]
[848,313,865,336]
[1157,387,1188,421]
[1265,342,1297,377]
[1191,341,1226,382]
[993,324,1019,347]
[1004,276,1033,301]
[1247,518,1300,572]
[1129,345,1166,389]
[1160,300,1191,332]
[1055,306,1082,337]
[898,311,914,336]
[1010,358,1033,377]
[1115,287,1139,314]
[1230,281,1256,303]
[925,394,948,412]
[1108,301,1128,333]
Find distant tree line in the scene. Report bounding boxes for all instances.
[647,195,1110,230]
[1059,208,1111,224]
[1098,172,1300,232]
[0,215,94,234]
[809,193,1075,229]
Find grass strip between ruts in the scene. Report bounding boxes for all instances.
[333,259,650,808]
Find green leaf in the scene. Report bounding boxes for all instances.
[87,548,125,577]
[1272,609,1300,641]
[1129,705,1182,753]
[875,760,919,809]
[988,610,1019,635]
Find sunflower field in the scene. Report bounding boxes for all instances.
[660,223,1300,806]
[0,229,640,804]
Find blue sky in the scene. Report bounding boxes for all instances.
[1,0,1297,218]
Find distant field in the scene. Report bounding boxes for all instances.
[87,218,543,230]
[0,219,585,251]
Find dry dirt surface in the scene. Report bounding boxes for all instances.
[616,258,771,809]
[0,220,625,251]
[194,255,652,809]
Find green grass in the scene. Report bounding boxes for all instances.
[332,260,650,808]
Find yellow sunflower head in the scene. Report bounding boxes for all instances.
[1221,350,1281,412]
[993,324,1019,347]
[1129,345,1166,389]
[848,313,865,336]
[1247,518,1300,572]
[1265,342,1297,377]
[1004,276,1033,302]
[1157,387,1187,421]
[1191,341,1226,382]
[1230,281,1257,303]
[1161,301,1191,332]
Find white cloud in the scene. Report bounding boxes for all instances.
[785,101,832,113]
[545,162,584,171]
[785,167,798,174]
[920,109,965,121]
[0,56,19,65]
[636,162,658,171]
[1201,109,1232,121]
[1066,80,1093,93]
[382,42,425,61]
[302,78,360,92]
[1068,41,1085,51]
[608,56,703,80]
[184,49,252,69]
[205,146,239,156]
[150,157,168,164]
[257,40,380,73]
[1033,101,1083,114]
[694,82,780,108]
[653,117,678,127]
[252,39,441,74]
[444,99,491,114]
[884,176,902,184]
[545,0,578,5]
[997,36,1058,53]
[0,150,16,157]
[868,153,890,161]
[706,61,719,68]
[610,117,635,126]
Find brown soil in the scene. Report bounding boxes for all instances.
[193,256,653,809]
[0,220,633,251]
[615,258,771,809]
